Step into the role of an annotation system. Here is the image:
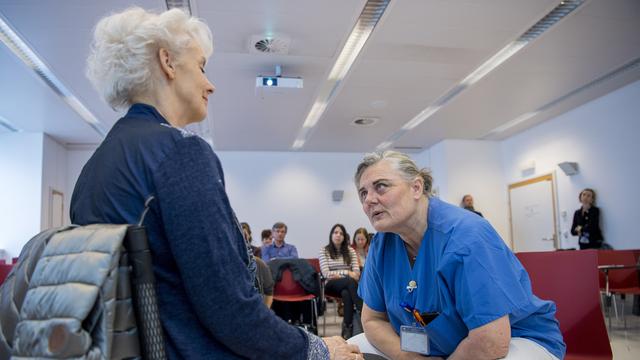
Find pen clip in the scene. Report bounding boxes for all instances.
[400,301,413,312]
[412,309,426,327]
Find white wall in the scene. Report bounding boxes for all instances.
[426,140,510,244]
[41,135,68,228]
[501,80,640,250]
[66,147,96,212]
[0,133,44,259]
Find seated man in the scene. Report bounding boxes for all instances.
[262,222,299,262]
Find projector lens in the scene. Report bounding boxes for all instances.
[263,77,277,86]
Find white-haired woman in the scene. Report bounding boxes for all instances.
[350,151,565,359]
[71,7,358,360]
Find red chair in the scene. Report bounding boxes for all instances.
[273,268,319,333]
[516,250,612,360]
[0,264,13,285]
[597,250,640,327]
[306,258,341,336]
[597,250,639,290]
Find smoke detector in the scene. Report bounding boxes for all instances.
[249,35,291,54]
[352,117,379,126]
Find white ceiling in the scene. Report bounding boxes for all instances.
[0,0,638,152]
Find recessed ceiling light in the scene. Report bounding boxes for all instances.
[352,117,378,126]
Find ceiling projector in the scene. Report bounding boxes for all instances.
[256,65,303,88]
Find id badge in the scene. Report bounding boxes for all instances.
[400,325,429,355]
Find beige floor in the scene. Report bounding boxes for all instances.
[318,296,640,359]
[318,299,343,337]
[608,296,640,360]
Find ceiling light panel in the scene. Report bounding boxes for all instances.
[166,0,192,14]
[292,0,391,150]
[0,13,106,137]
[378,0,585,149]
[485,56,640,137]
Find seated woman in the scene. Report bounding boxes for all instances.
[319,224,363,339]
[70,6,357,359]
[241,222,261,258]
[352,151,565,359]
[351,227,370,271]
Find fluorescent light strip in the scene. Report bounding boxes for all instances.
[0,114,21,132]
[377,0,585,149]
[487,111,539,135]
[486,56,640,136]
[459,41,527,87]
[166,0,192,15]
[292,0,390,150]
[0,13,106,137]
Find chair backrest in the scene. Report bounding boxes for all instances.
[306,258,321,274]
[0,225,166,360]
[597,249,640,290]
[516,250,612,359]
[0,264,12,285]
[273,268,309,297]
[124,225,167,360]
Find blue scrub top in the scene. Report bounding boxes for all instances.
[358,197,565,358]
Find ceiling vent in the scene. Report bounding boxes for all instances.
[352,117,379,126]
[249,35,291,54]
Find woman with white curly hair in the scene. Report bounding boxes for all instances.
[71,7,358,360]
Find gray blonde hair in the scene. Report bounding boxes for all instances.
[86,7,213,110]
[354,150,433,195]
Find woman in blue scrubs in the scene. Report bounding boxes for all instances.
[352,151,565,359]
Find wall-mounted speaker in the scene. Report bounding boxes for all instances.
[558,162,579,176]
[332,190,344,202]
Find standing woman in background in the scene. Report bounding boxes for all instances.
[351,227,370,270]
[571,188,604,249]
[319,224,363,339]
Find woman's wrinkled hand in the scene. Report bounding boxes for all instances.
[323,336,362,360]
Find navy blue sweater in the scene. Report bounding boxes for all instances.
[71,104,317,359]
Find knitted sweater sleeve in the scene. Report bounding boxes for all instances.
[152,136,322,359]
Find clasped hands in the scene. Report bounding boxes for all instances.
[323,336,362,360]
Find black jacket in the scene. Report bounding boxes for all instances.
[268,259,320,297]
[571,206,603,249]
